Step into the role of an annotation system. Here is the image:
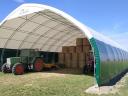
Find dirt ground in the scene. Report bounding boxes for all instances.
[0,68,83,85]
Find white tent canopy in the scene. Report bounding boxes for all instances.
[0,3,126,52]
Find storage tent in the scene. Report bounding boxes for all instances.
[0,3,128,86]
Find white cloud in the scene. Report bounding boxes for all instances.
[109,32,128,50]
[113,23,120,31]
[99,22,128,50]
[13,0,25,3]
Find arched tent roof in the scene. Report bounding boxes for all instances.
[1,3,128,86]
[0,3,127,52]
[0,3,92,52]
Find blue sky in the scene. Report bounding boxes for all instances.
[0,0,128,49]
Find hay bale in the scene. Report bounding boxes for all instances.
[71,53,78,68]
[65,53,72,68]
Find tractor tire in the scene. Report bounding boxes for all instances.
[1,63,9,73]
[33,58,43,72]
[12,63,24,75]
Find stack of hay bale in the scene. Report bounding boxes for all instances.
[58,38,91,70]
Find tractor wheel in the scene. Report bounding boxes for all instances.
[33,58,43,72]
[12,63,24,75]
[1,63,8,73]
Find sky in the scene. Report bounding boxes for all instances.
[0,0,128,49]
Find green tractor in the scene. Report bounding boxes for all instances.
[1,49,44,75]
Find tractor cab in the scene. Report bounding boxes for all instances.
[20,49,40,64]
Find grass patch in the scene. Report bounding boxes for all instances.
[0,69,127,96]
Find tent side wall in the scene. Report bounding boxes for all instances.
[94,38,128,85]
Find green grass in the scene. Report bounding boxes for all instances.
[0,69,127,96]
